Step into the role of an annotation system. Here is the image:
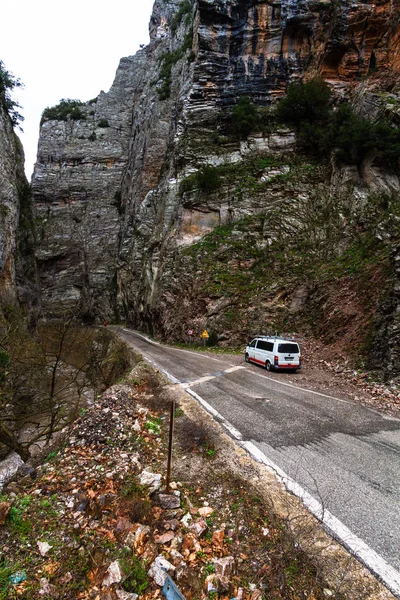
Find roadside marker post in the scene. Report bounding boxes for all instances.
[200,329,209,348]
[165,399,175,493]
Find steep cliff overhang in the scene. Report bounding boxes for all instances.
[192,0,400,115]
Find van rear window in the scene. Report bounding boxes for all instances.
[278,343,299,353]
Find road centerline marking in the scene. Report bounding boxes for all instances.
[181,366,245,388]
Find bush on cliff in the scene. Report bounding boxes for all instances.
[276,79,331,127]
[41,99,85,124]
[277,79,400,170]
[180,165,221,194]
[232,96,259,138]
[0,60,24,128]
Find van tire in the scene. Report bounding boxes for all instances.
[265,360,272,371]
[245,353,250,363]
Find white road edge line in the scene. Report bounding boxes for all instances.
[157,363,400,599]
[243,441,400,599]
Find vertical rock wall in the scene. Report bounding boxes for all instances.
[32,0,400,373]
[0,103,35,305]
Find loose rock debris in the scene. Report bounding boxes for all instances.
[0,366,396,599]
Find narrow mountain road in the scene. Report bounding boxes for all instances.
[115,327,400,597]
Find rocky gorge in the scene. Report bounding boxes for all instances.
[2,0,400,377]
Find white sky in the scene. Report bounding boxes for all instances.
[1,0,155,179]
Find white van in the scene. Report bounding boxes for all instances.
[245,336,301,372]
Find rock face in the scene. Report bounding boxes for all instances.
[0,102,20,298]
[32,0,400,373]
[0,103,36,307]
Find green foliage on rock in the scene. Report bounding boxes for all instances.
[232,96,259,138]
[170,0,193,34]
[97,118,109,128]
[276,79,331,126]
[180,165,221,194]
[157,28,194,100]
[276,78,400,170]
[41,99,85,124]
[0,60,24,128]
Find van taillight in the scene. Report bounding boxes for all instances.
[274,355,279,366]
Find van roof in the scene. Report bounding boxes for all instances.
[254,335,298,342]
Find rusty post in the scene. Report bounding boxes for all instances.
[166,399,175,493]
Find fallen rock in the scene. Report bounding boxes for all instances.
[198,506,214,517]
[116,590,139,600]
[189,518,207,538]
[148,555,175,586]
[154,531,175,544]
[125,524,151,550]
[37,541,53,556]
[102,560,123,586]
[158,493,181,509]
[181,513,192,527]
[213,556,235,578]
[38,578,59,597]
[160,518,180,531]
[115,517,133,535]
[139,470,162,494]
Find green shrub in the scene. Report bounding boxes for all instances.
[0,60,24,127]
[232,96,259,138]
[180,165,221,194]
[332,103,376,165]
[41,99,85,124]
[97,118,109,128]
[120,551,148,594]
[276,79,331,126]
[276,78,400,170]
[157,30,194,99]
[206,331,219,347]
[170,0,192,34]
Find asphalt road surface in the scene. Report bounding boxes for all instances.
[115,328,400,596]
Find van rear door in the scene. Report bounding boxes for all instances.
[275,342,300,369]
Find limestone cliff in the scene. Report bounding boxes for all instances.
[32,0,400,374]
[0,102,36,307]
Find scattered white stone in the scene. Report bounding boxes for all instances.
[125,524,151,549]
[213,556,235,578]
[198,506,213,517]
[181,512,192,527]
[38,578,58,597]
[189,518,207,537]
[139,470,162,493]
[262,527,269,536]
[102,560,123,586]
[37,541,52,556]
[148,555,175,586]
[116,590,139,600]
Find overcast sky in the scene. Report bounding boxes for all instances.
[1,0,155,179]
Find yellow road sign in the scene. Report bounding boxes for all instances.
[200,330,209,339]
